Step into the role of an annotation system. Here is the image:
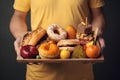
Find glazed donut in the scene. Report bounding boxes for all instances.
[47,24,67,42]
[38,41,60,59]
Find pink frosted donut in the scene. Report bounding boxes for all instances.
[47,24,67,42]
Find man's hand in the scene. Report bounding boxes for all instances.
[14,35,24,59]
[77,22,105,51]
[97,37,105,51]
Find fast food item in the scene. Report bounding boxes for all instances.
[76,17,94,45]
[71,45,86,58]
[20,45,39,59]
[22,27,46,46]
[76,22,94,45]
[57,39,80,52]
[47,24,67,42]
[65,25,77,39]
[38,41,60,59]
[77,33,94,45]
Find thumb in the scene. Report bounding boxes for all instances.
[14,37,22,56]
[98,37,105,50]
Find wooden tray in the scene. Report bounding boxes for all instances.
[17,54,104,64]
[17,42,104,64]
[17,28,104,64]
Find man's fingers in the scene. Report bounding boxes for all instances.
[14,37,22,56]
[98,37,105,50]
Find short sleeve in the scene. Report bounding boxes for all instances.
[89,0,105,8]
[13,0,30,12]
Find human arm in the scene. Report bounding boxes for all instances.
[9,10,28,57]
[91,8,105,37]
[91,7,105,49]
[10,10,28,39]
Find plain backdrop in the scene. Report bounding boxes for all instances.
[0,0,120,80]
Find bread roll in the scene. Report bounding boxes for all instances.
[22,27,46,46]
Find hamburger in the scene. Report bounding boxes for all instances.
[57,39,80,52]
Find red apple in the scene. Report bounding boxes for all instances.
[20,45,38,59]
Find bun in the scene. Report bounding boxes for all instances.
[22,27,46,46]
[57,39,80,46]
[57,39,80,52]
[59,47,75,52]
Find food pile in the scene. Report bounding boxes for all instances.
[20,23,100,59]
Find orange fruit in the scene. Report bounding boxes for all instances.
[65,25,76,39]
[85,45,100,58]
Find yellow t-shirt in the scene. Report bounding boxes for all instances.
[13,0,104,30]
[13,0,104,80]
